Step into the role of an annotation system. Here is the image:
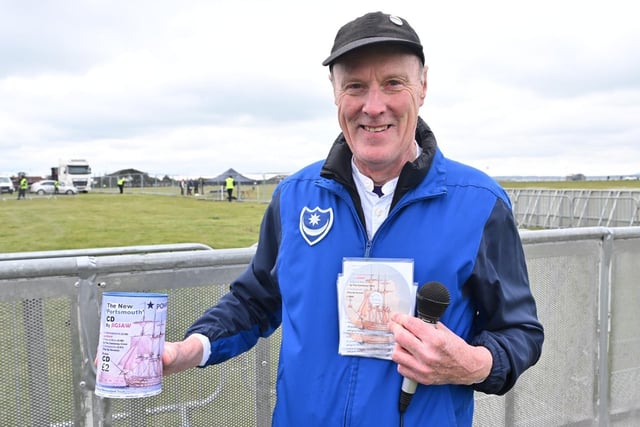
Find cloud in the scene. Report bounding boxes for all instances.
[0,0,639,178]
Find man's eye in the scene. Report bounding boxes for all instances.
[344,84,366,95]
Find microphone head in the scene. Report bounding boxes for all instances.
[416,281,450,323]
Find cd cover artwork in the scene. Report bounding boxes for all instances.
[337,258,416,359]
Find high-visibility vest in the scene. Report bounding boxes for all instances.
[20,178,28,189]
[225,177,235,190]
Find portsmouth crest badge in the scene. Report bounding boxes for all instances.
[299,206,334,246]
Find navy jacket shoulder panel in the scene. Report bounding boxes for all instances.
[468,198,544,395]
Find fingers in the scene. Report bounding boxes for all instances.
[161,341,180,376]
[161,337,204,376]
[388,313,424,371]
[389,313,442,345]
[389,312,450,385]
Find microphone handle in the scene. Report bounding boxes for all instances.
[399,378,418,412]
[398,317,437,413]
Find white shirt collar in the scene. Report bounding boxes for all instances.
[350,140,421,239]
[352,162,397,198]
[350,140,422,196]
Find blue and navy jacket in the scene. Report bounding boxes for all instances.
[186,118,544,426]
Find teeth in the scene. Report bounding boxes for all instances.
[364,125,387,132]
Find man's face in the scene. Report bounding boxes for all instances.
[331,46,427,182]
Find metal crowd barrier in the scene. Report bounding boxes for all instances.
[508,189,640,228]
[1,228,639,426]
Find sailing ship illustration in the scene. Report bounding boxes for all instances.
[114,302,165,388]
[350,274,393,331]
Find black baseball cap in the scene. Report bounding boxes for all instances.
[322,12,424,67]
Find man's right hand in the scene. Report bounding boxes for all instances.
[162,335,205,376]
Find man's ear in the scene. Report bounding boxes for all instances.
[420,65,429,101]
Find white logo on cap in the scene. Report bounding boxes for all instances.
[389,15,403,26]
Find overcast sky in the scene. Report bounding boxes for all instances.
[1,0,638,179]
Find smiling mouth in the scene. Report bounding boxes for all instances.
[362,125,390,133]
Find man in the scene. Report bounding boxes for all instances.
[225,175,236,201]
[162,12,543,426]
[54,180,60,195]
[117,177,125,194]
[17,175,28,200]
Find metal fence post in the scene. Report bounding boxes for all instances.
[76,256,112,427]
[255,338,273,427]
[597,230,613,426]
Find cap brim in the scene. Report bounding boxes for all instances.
[322,36,423,66]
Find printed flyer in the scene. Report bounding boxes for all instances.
[95,292,167,398]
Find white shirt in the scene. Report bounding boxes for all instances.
[351,140,422,240]
[352,161,397,240]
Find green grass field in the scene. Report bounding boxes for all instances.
[0,193,267,253]
[1,179,638,254]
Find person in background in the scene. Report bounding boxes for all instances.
[17,175,28,200]
[117,177,125,194]
[161,11,543,426]
[225,175,236,201]
[54,180,59,195]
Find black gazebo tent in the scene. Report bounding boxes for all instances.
[205,168,255,186]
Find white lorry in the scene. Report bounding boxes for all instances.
[52,159,92,193]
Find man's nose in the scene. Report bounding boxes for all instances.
[362,87,387,116]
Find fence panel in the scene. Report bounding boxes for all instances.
[609,232,640,425]
[507,189,640,228]
[1,229,640,426]
[474,231,603,426]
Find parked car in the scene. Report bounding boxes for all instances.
[30,180,78,195]
[0,176,14,194]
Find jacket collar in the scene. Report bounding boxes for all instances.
[320,117,438,207]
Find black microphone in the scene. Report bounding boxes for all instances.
[398,281,450,414]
